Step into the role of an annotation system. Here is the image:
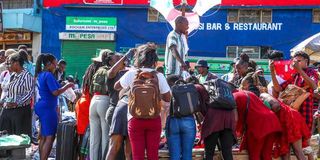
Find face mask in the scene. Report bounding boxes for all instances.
[263,100,272,109]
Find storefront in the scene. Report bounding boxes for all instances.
[41,0,320,77]
[3,7,41,58]
[0,32,32,50]
[59,32,116,78]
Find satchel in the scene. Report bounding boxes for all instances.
[279,84,310,110]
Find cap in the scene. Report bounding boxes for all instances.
[195,59,209,68]
[92,49,113,62]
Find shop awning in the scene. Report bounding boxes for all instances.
[3,9,41,33]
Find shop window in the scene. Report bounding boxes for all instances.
[2,0,33,9]
[226,46,270,59]
[313,9,320,23]
[147,8,166,22]
[227,9,272,23]
[227,9,238,23]
[239,10,260,23]
[261,10,272,23]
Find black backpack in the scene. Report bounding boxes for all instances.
[171,80,200,117]
[203,79,236,110]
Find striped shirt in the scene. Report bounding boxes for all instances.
[7,69,34,106]
[165,30,188,75]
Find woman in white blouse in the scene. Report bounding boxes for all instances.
[0,52,34,136]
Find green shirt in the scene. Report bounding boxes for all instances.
[199,74,208,84]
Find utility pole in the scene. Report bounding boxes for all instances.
[181,0,188,16]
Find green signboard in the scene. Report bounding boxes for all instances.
[66,17,117,31]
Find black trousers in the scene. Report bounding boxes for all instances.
[0,105,32,137]
[204,129,234,160]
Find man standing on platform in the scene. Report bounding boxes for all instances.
[165,16,189,76]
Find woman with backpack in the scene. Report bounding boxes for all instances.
[165,75,197,160]
[34,54,74,160]
[89,49,121,160]
[199,81,237,160]
[76,57,105,159]
[114,43,171,160]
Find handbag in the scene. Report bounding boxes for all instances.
[279,76,310,110]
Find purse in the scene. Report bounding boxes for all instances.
[279,76,310,110]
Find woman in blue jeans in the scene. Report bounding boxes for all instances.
[166,116,196,160]
[165,75,196,160]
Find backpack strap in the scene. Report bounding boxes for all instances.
[293,73,310,90]
[150,71,159,83]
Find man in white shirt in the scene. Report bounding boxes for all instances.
[165,16,189,76]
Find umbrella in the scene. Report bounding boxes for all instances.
[291,32,320,63]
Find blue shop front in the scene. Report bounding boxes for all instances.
[41,4,320,78]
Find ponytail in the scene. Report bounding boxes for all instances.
[35,54,45,77]
[35,53,56,77]
[236,53,250,67]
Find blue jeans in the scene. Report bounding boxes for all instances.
[166,116,196,160]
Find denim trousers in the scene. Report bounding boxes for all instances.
[166,115,196,160]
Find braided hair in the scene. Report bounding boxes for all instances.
[134,43,159,68]
[35,53,56,77]
[82,61,103,93]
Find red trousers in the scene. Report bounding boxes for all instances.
[246,132,276,160]
[128,117,161,160]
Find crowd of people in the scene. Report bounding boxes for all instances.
[75,16,319,160]
[0,15,319,160]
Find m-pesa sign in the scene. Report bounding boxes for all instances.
[59,32,115,41]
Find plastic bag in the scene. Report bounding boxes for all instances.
[62,88,77,103]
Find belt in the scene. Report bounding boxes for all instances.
[4,104,30,109]
[94,92,109,96]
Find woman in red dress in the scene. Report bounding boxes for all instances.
[233,90,282,160]
[260,93,309,160]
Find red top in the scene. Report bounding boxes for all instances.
[233,91,282,150]
[75,90,91,135]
